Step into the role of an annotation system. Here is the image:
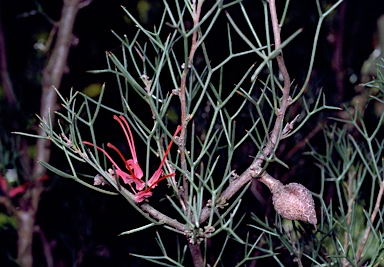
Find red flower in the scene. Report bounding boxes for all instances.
[84,115,145,191]
[134,190,153,203]
[0,175,49,198]
[84,115,181,202]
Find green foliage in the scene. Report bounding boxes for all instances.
[17,0,384,266]
[0,213,17,230]
[310,82,384,266]
[248,64,384,266]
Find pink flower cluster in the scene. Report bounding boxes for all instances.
[84,115,181,202]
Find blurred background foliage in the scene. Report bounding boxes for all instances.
[0,0,384,266]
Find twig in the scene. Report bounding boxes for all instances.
[281,114,300,139]
[200,0,293,224]
[253,0,292,167]
[178,0,203,211]
[283,122,323,161]
[290,230,304,267]
[159,134,180,197]
[356,178,384,262]
[177,1,205,266]
[34,225,54,267]
[141,203,187,232]
[343,169,357,267]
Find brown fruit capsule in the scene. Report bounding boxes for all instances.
[258,172,317,229]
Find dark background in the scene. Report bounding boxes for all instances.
[1,0,384,266]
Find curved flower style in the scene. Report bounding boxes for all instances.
[84,115,181,203]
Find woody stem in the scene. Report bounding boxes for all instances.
[179,0,203,213]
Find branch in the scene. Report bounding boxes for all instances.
[178,0,203,212]
[200,0,292,224]
[141,202,187,232]
[177,1,206,266]
[16,181,45,267]
[15,2,82,266]
[34,0,82,178]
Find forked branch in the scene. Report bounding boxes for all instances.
[199,0,294,224]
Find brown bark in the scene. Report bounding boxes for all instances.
[16,183,44,267]
[16,1,82,266]
[199,0,294,225]
[16,211,35,267]
[34,0,81,178]
[188,243,204,267]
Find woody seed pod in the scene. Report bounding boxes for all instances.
[258,172,317,229]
